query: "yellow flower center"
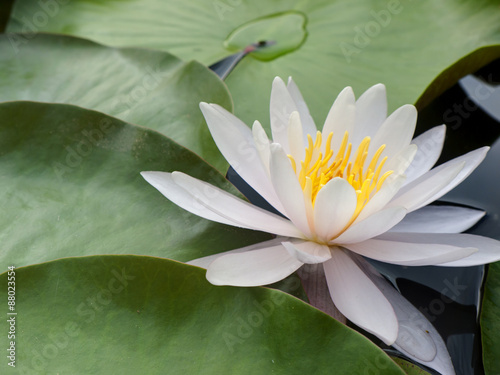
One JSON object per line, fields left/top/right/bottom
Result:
{"left": 288, "top": 131, "right": 393, "bottom": 219}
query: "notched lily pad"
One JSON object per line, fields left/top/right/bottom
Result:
{"left": 0, "top": 255, "right": 406, "bottom": 374}
{"left": 7, "top": 0, "right": 500, "bottom": 129}
{"left": 0, "top": 33, "right": 232, "bottom": 171}
{"left": 0, "top": 101, "right": 270, "bottom": 268}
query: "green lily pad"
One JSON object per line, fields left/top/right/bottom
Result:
{"left": 0, "top": 33, "right": 231, "bottom": 172}
{"left": 481, "top": 261, "right": 500, "bottom": 375}
{"left": 0, "top": 256, "right": 405, "bottom": 374}
{"left": 0, "top": 101, "right": 271, "bottom": 268}
{"left": 391, "top": 357, "right": 431, "bottom": 375}
{"left": 7, "top": 0, "right": 500, "bottom": 130}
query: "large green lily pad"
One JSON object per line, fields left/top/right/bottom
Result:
{"left": 0, "top": 101, "right": 270, "bottom": 268}
{"left": 391, "top": 358, "right": 431, "bottom": 375}
{"left": 481, "top": 261, "right": 500, "bottom": 375}
{"left": 7, "top": 0, "right": 500, "bottom": 129}
{"left": 0, "top": 256, "right": 405, "bottom": 374}
{"left": 0, "top": 33, "right": 231, "bottom": 171}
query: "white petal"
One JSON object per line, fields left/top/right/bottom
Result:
{"left": 390, "top": 205, "right": 485, "bottom": 233}
{"left": 171, "top": 171, "right": 304, "bottom": 237}
{"left": 313, "top": 178, "right": 357, "bottom": 240}
{"left": 323, "top": 248, "right": 398, "bottom": 345}
{"left": 287, "top": 111, "right": 305, "bottom": 165}
{"left": 404, "top": 125, "right": 446, "bottom": 186}
{"left": 270, "top": 144, "right": 312, "bottom": 237}
{"left": 252, "top": 120, "right": 271, "bottom": 175}
{"left": 187, "top": 237, "right": 288, "bottom": 268}
{"left": 270, "top": 77, "right": 297, "bottom": 151}
{"left": 393, "top": 310, "right": 455, "bottom": 375}
{"left": 356, "top": 174, "right": 406, "bottom": 222}
{"left": 344, "top": 238, "right": 477, "bottom": 266}
{"left": 378, "top": 232, "right": 500, "bottom": 266}
{"left": 370, "top": 104, "right": 417, "bottom": 160}
{"left": 141, "top": 171, "right": 303, "bottom": 237}
{"left": 282, "top": 241, "right": 331, "bottom": 264}
{"left": 389, "top": 159, "right": 465, "bottom": 212}
{"left": 142, "top": 171, "right": 234, "bottom": 225}
{"left": 286, "top": 77, "right": 317, "bottom": 136}
{"left": 382, "top": 144, "right": 418, "bottom": 176}
{"left": 350, "top": 84, "right": 387, "bottom": 150}
{"left": 206, "top": 244, "right": 303, "bottom": 286}
{"left": 350, "top": 255, "right": 456, "bottom": 375}
{"left": 322, "top": 86, "right": 356, "bottom": 153}
{"left": 405, "top": 147, "right": 489, "bottom": 209}
{"left": 333, "top": 207, "right": 406, "bottom": 244}
{"left": 200, "top": 102, "right": 285, "bottom": 213}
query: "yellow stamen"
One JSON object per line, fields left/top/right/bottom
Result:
{"left": 288, "top": 155, "right": 297, "bottom": 173}
{"left": 287, "top": 131, "right": 394, "bottom": 232}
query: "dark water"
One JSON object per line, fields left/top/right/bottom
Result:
{"left": 212, "top": 51, "right": 500, "bottom": 375}
{"left": 392, "top": 61, "right": 500, "bottom": 374}
{"left": 358, "top": 65, "right": 500, "bottom": 374}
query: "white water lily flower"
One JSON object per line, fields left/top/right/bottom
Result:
{"left": 141, "top": 77, "right": 500, "bottom": 347}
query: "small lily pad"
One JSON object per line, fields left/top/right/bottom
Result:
{"left": 224, "top": 11, "right": 307, "bottom": 61}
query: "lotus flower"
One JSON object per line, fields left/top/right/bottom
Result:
{"left": 141, "top": 77, "right": 500, "bottom": 349}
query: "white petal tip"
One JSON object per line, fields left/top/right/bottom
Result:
{"left": 206, "top": 266, "right": 227, "bottom": 286}
{"left": 370, "top": 324, "right": 398, "bottom": 346}
{"left": 140, "top": 170, "right": 167, "bottom": 182}
{"left": 433, "top": 124, "right": 447, "bottom": 138}
{"left": 272, "top": 76, "right": 286, "bottom": 86}
{"left": 340, "top": 86, "right": 354, "bottom": 96}
{"left": 402, "top": 104, "right": 417, "bottom": 113}
{"left": 383, "top": 336, "right": 397, "bottom": 346}
{"left": 270, "top": 143, "right": 283, "bottom": 153}
{"left": 282, "top": 241, "right": 331, "bottom": 264}
{"left": 370, "top": 83, "right": 386, "bottom": 93}
{"left": 289, "top": 110, "right": 300, "bottom": 121}
{"left": 199, "top": 101, "right": 211, "bottom": 110}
